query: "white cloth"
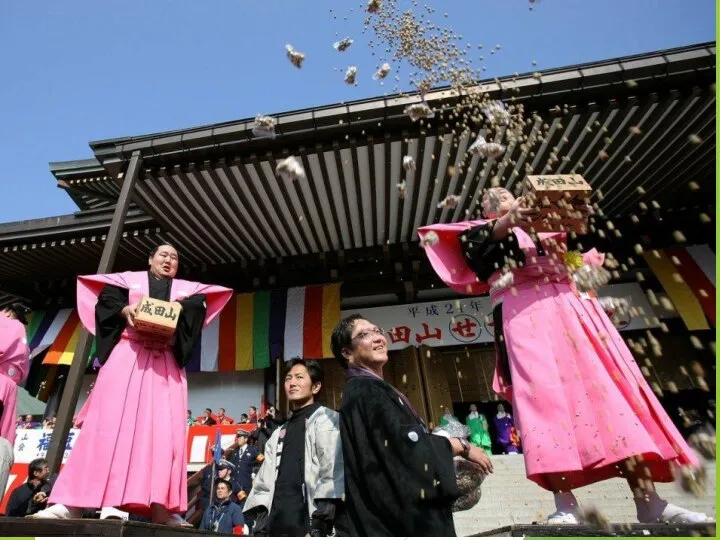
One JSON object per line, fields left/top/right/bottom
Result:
{"left": 0, "top": 436, "right": 13, "bottom": 501}
{"left": 235, "top": 444, "right": 248, "bottom": 461}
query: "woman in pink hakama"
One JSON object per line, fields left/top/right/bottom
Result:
{"left": 0, "top": 303, "right": 31, "bottom": 446}
{"left": 34, "top": 245, "right": 232, "bottom": 525}
{"left": 418, "top": 187, "right": 713, "bottom": 525}
{"left": 0, "top": 303, "right": 31, "bottom": 501}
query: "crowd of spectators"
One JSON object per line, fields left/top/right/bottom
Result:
{"left": 15, "top": 415, "right": 56, "bottom": 430}
{"left": 187, "top": 405, "right": 270, "bottom": 428}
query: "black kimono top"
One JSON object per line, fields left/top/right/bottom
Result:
{"left": 458, "top": 220, "right": 593, "bottom": 283}
{"left": 94, "top": 271, "right": 207, "bottom": 368}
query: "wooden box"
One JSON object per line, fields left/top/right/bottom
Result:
{"left": 523, "top": 174, "right": 592, "bottom": 202}
{"left": 134, "top": 296, "right": 181, "bottom": 338}
{"left": 521, "top": 174, "right": 592, "bottom": 233}
{"left": 522, "top": 215, "right": 589, "bottom": 234}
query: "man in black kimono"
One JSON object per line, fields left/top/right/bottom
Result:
{"left": 331, "top": 314, "right": 493, "bottom": 536}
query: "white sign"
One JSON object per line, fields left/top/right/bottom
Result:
{"left": 13, "top": 429, "right": 79, "bottom": 464}
{"left": 342, "top": 283, "right": 658, "bottom": 351}
{"left": 14, "top": 427, "right": 242, "bottom": 472}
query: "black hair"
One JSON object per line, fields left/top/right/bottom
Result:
{"left": 6, "top": 302, "right": 31, "bottom": 326}
{"left": 29, "top": 458, "right": 47, "bottom": 479}
{"left": 204, "top": 408, "right": 212, "bottom": 414}
{"left": 284, "top": 358, "right": 324, "bottom": 386}
{"left": 215, "top": 480, "right": 232, "bottom": 492}
{"left": 330, "top": 313, "right": 365, "bottom": 369}
{"left": 249, "top": 406, "right": 257, "bottom": 412}
{"left": 149, "top": 244, "right": 177, "bottom": 258}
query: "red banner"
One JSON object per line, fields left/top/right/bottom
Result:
{"left": 185, "top": 424, "right": 257, "bottom": 465}
{"left": 1, "top": 463, "right": 32, "bottom": 514}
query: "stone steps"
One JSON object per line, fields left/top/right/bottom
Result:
{"left": 454, "top": 455, "right": 716, "bottom": 536}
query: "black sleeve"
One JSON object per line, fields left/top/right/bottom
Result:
{"left": 566, "top": 212, "right": 615, "bottom": 254}
{"left": 27, "top": 493, "right": 48, "bottom": 516}
{"left": 458, "top": 223, "right": 525, "bottom": 282}
{"left": 246, "top": 507, "right": 269, "bottom": 537}
{"left": 173, "top": 294, "right": 207, "bottom": 368}
{"left": 95, "top": 285, "right": 129, "bottom": 365}
{"left": 200, "top": 465, "right": 212, "bottom": 497}
{"left": 310, "top": 499, "right": 338, "bottom": 536}
{"left": 6, "top": 486, "right": 32, "bottom": 517}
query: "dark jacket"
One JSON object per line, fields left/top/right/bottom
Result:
{"left": 6, "top": 475, "right": 54, "bottom": 517}
{"left": 199, "top": 465, "right": 243, "bottom": 511}
{"left": 230, "top": 444, "right": 259, "bottom": 493}
{"left": 199, "top": 498, "right": 245, "bottom": 534}
{"left": 340, "top": 374, "right": 459, "bottom": 537}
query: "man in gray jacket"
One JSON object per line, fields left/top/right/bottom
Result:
{"left": 244, "top": 359, "right": 345, "bottom": 536}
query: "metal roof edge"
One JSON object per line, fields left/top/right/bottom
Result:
{"left": 49, "top": 158, "right": 105, "bottom": 177}
{"left": 0, "top": 207, "right": 154, "bottom": 242}
{"left": 84, "top": 42, "right": 715, "bottom": 161}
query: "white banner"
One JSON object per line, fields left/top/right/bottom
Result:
{"left": 13, "top": 429, "right": 79, "bottom": 464}
{"left": 14, "top": 425, "right": 248, "bottom": 471}
{"left": 342, "top": 283, "right": 658, "bottom": 351}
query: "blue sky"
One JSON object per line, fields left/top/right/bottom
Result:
{"left": 0, "top": 0, "right": 715, "bottom": 223}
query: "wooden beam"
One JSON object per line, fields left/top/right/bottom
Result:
{"left": 46, "top": 151, "right": 143, "bottom": 474}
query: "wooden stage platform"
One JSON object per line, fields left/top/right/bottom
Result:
{"left": 0, "top": 517, "right": 715, "bottom": 537}
{"left": 0, "top": 517, "right": 230, "bottom": 537}
{"left": 473, "top": 522, "right": 717, "bottom": 537}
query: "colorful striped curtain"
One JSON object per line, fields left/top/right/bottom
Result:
{"left": 189, "top": 283, "right": 342, "bottom": 372}
{"left": 28, "top": 309, "right": 96, "bottom": 367}
{"left": 644, "top": 244, "right": 715, "bottom": 330}
{"left": 282, "top": 284, "right": 341, "bottom": 361}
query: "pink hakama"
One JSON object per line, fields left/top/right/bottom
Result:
{"left": 49, "top": 271, "right": 232, "bottom": 514}
{"left": 419, "top": 222, "right": 699, "bottom": 490}
{"left": 0, "top": 314, "right": 30, "bottom": 445}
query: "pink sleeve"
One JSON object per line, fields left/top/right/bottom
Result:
{"left": 177, "top": 281, "right": 233, "bottom": 328}
{"left": 76, "top": 273, "right": 130, "bottom": 335}
{"left": 583, "top": 248, "right": 605, "bottom": 266}
{"left": 0, "top": 318, "right": 30, "bottom": 383}
{"left": 78, "top": 273, "right": 232, "bottom": 333}
{"left": 417, "top": 220, "right": 491, "bottom": 296}
{"left": 172, "top": 279, "right": 233, "bottom": 327}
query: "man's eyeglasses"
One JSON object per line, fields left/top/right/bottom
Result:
{"left": 351, "top": 327, "right": 385, "bottom": 342}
